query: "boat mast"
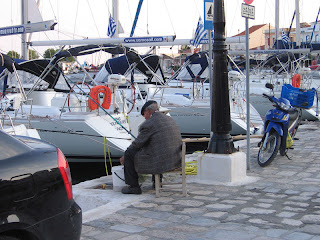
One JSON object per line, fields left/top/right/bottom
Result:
{"left": 295, "top": 0, "right": 301, "bottom": 47}
{"left": 130, "top": 0, "right": 144, "bottom": 37}
{"left": 275, "top": 0, "right": 279, "bottom": 49}
{"left": 21, "top": 0, "right": 28, "bottom": 60}
{"left": 310, "top": 7, "right": 320, "bottom": 44}
{"left": 112, "top": 0, "right": 119, "bottom": 38}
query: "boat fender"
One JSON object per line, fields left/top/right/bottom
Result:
{"left": 88, "top": 85, "right": 112, "bottom": 110}
{"left": 292, "top": 74, "right": 301, "bottom": 88}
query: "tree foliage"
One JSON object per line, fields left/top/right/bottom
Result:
{"left": 43, "top": 48, "right": 58, "bottom": 59}
{"left": 28, "top": 49, "right": 39, "bottom": 60}
{"left": 43, "top": 48, "right": 75, "bottom": 62}
{"left": 7, "top": 50, "right": 20, "bottom": 59}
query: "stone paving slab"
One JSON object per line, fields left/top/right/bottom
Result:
{"left": 80, "top": 121, "right": 320, "bottom": 240}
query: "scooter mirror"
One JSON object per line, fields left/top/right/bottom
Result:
{"left": 265, "top": 83, "right": 274, "bottom": 90}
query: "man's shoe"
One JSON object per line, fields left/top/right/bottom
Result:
{"left": 121, "top": 186, "right": 142, "bottom": 194}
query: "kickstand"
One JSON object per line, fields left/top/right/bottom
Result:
{"left": 285, "top": 152, "right": 292, "bottom": 160}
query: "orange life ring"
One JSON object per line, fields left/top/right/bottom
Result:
{"left": 292, "top": 74, "right": 301, "bottom": 88}
{"left": 88, "top": 85, "right": 112, "bottom": 111}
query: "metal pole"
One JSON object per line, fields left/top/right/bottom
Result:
{"left": 208, "top": 29, "right": 213, "bottom": 138}
{"left": 275, "top": 0, "right": 279, "bottom": 49}
{"left": 245, "top": 17, "right": 251, "bottom": 170}
{"left": 130, "top": 0, "right": 144, "bottom": 37}
{"left": 295, "top": 0, "right": 301, "bottom": 47}
{"left": 207, "top": 0, "right": 235, "bottom": 154}
{"left": 21, "top": 0, "right": 28, "bottom": 60}
{"left": 112, "top": 0, "right": 119, "bottom": 38}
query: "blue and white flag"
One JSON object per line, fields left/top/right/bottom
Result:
{"left": 193, "top": 17, "right": 207, "bottom": 48}
{"left": 282, "top": 31, "right": 289, "bottom": 43}
{"left": 107, "top": 15, "right": 117, "bottom": 37}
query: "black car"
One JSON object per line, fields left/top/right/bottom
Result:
{"left": 0, "top": 131, "right": 82, "bottom": 240}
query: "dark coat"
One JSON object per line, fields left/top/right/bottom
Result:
{"left": 125, "top": 112, "right": 182, "bottom": 174}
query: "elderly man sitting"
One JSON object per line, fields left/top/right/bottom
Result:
{"left": 120, "top": 100, "right": 182, "bottom": 194}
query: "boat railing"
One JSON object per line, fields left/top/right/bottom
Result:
{"left": 14, "top": 98, "right": 34, "bottom": 129}
{"left": 144, "top": 85, "right": 165, "bottom": 105}
{"left": 0, "top": 113, "right": 16, "bottom": 134}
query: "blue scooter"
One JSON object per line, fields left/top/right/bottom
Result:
{"left": 257, "top": 83, "right": 302, "bottom": 167}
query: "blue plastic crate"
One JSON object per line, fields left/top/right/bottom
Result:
{"left": 281, "top": 84, "right": 316, "bottom": 109}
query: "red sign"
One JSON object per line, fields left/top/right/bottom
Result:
{"left": 244, "top": 0, "right": 254, "bottom": 4}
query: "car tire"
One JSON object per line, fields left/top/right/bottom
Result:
{"left": 0, "top": 236, "right": 21, "bottom": 240}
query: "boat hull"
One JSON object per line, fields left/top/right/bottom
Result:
{"left": 167, "top": 106, "right": 248, "bottom": 138}
{"left": 6, "top": 112, "right": 133, "bottom": 162}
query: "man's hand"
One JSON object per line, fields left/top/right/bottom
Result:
{"left": 120, "top": 156, "right": 125, "bottom": 165}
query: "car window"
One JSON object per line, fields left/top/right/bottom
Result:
{"left": 17, "top": 137, "right": 54, "bottom": 150}
{"left": 0, "top": 131, "right": 31, "bottom": 160}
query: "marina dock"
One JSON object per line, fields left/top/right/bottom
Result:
{"left": 75, "top": 120, "right": 320, "bottom": 240}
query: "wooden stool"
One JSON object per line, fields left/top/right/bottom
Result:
{"left": 154, "top": 142, "right": 187, "bottom": 197}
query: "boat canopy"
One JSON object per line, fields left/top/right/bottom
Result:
{"left": 18, "top": 59, "right": 64, "bottom": 89}
{"left": 0, "top": 53, "right": 68, "bottom": 92}
{"left": 169, "top": 51, "right": 209, "bottom": 81}
{"left": 1, "top": 44, "right": 166, "bottom": 92}
{"left": 10, "top": 45, "right": 129, "bottom": 91}
{"left": 94, "top": 49, "right": 164, "bottom": 84}
{"left": 0, "top": 53, "right": 20, "bottom": 73}
{"left": 52, "top": 44, "right": 129, "bottom": 64}
{"left": 260, "top": 52, "right": 301, "bottom": 73}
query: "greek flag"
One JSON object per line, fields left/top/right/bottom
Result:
{"left": 107, "top": 15, "right": 117, "bottom": 37}
{"left": 193, "top": 17, "right": 207, "bottom": 48}
{"left": 282, "top": 31, "right": 289, "bottom": 43}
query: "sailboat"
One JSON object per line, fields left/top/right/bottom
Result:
{"left": 1, "top": 0, "right": 261, "bottom": 156}
{"left": 244, "top": 0, "right": 320, "bottom": 121}
{"left": 0, "top": 47, "right": 135, "bottom": 162}
{"left": 93, "top": 50, "right": 264, "bottom": 137}
{"left": 163, "top": 52, "right": 263, "bottom": 137}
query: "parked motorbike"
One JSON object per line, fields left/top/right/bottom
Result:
{"left": 257, "top": 83, "right": 302, "bottom": 167}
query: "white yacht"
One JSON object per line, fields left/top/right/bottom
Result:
{"left": 0, "top": 47, "right": 135, "bottom": 162}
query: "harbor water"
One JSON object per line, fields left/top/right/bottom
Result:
{"left": 69, "top": 160, "right": 119, "bottom": 185}
{"left": 68, "top": 142, "right": 209, "bottom": 185}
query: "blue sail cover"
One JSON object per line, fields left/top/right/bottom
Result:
{"left": 175, "top": 52, "right": 209, "bottom": 81}
{"left": 185, "top": 52, "right": 208, "bottom": 71}
{"left": 94, "top": 51, "right": 164, "bottom": 84}
{"left": 105, "top": 55, "right": 130, "bottom": 75}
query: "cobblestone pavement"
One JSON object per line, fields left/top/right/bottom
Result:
{"left": 80, "top": 121, "right": 320, "bottom": 240}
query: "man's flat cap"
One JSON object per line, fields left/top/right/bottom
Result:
{"left": 141, "top": 100, "right": 157, "bottom": 116}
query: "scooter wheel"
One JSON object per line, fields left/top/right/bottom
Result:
{"left": 257, "top": 131, "right": 281, "bottom": 167}
{"left": 280, "top": 148, "right": 287, "bottom": 156}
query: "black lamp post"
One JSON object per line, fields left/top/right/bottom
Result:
{"left": 207, "top": 0, "right": 236, "bottom": 154}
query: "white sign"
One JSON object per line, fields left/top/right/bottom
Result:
{"left": 0, "top": 20, "right": 56, "bottom": 37}
{"left": 205, "top": 2, "right": 213, "bottom": 21}
{"left": 204, "top": 0, "right": 213, "bottom": 30}
{"left": 124, "top": 37, "right": 168, "bottom": 43}
{"left": 241, "top": 3, "right": 255, "bottom": 19}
